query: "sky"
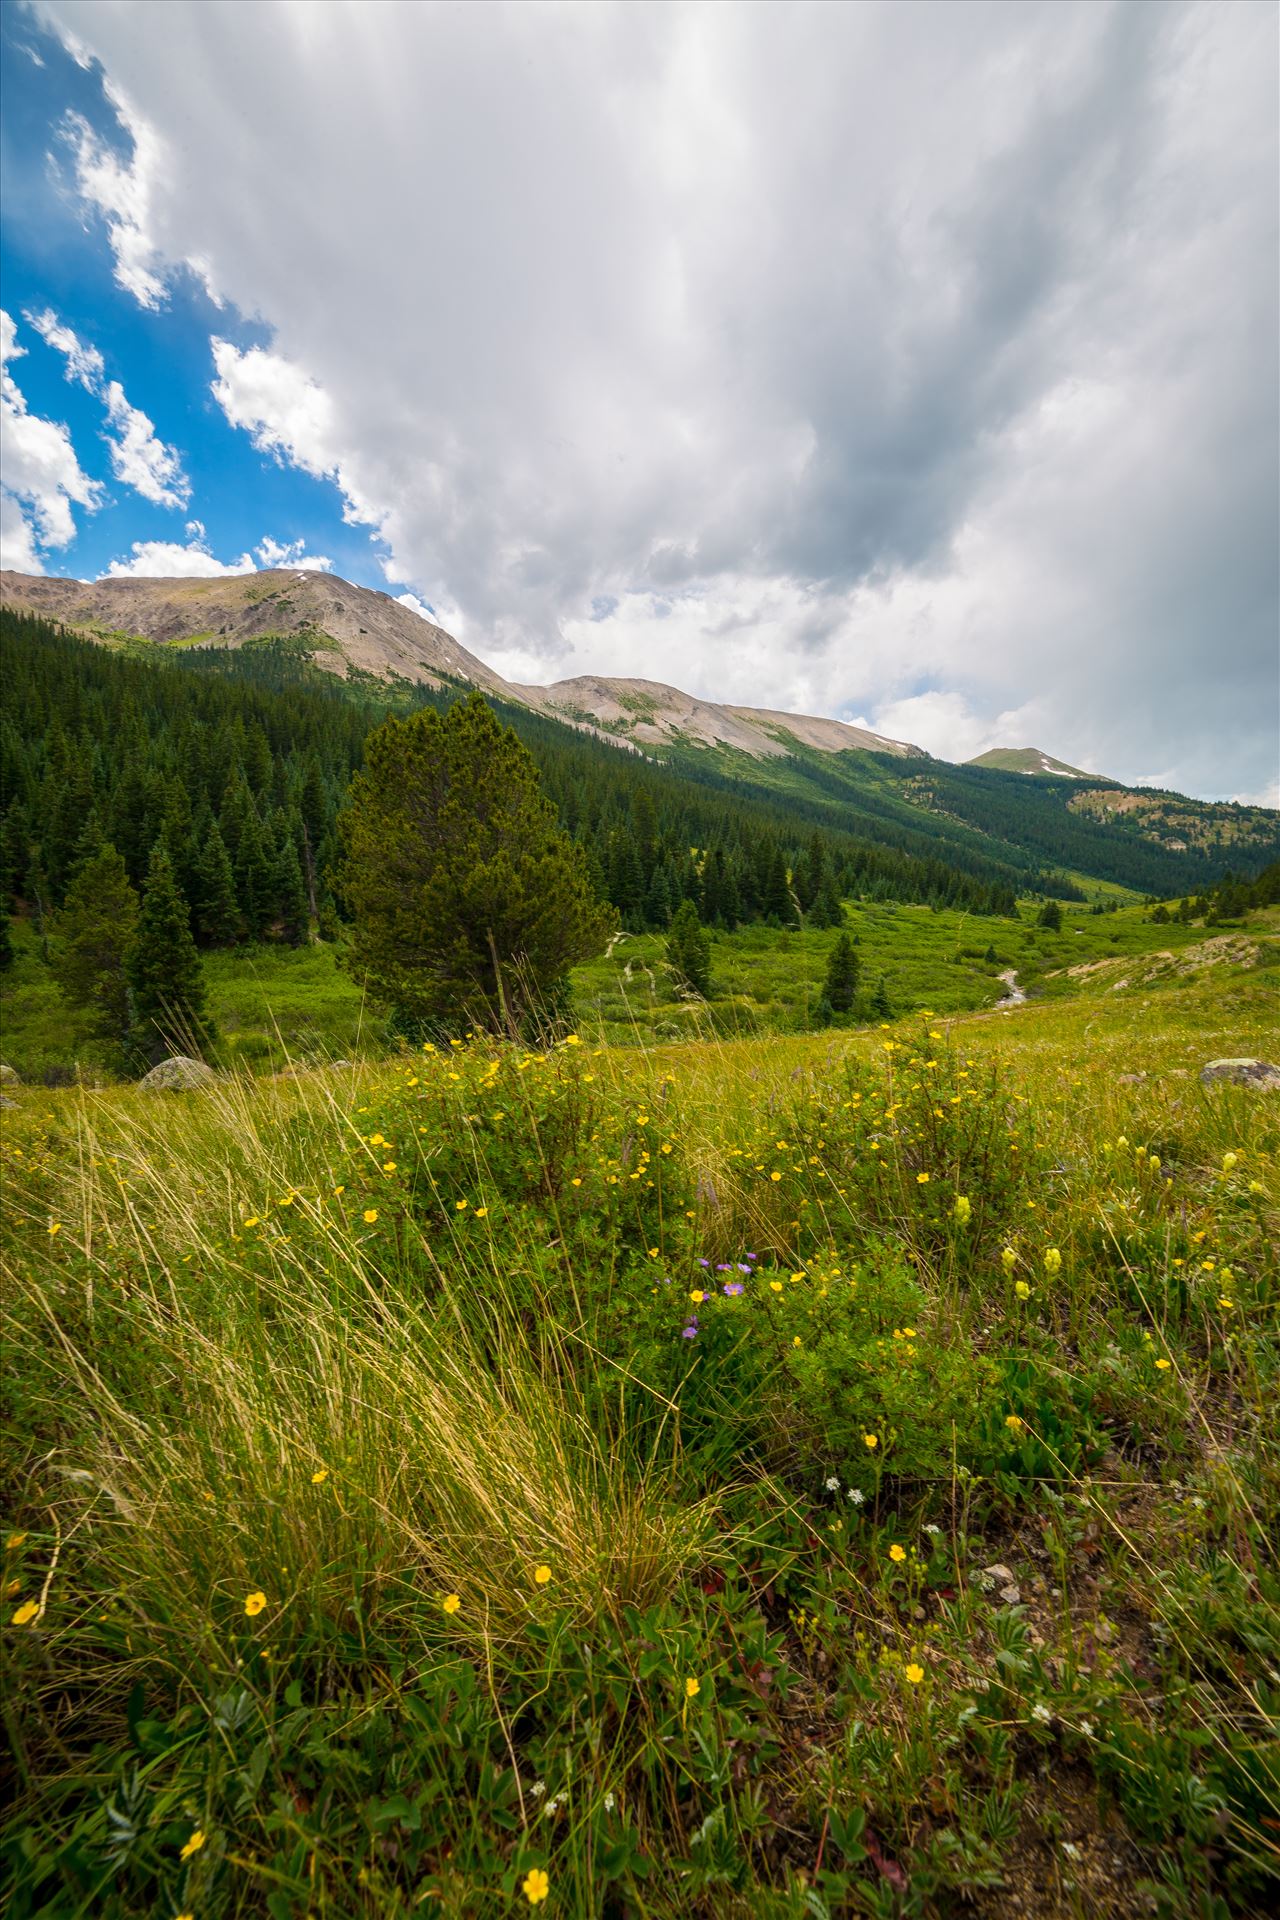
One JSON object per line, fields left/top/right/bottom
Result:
{"left": 1, "top": 0, "right": 1276, "bottom": 803}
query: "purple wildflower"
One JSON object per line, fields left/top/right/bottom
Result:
{"left": 697, "top": 1258, "right": 710, "bottom": 1268}
{"left": 681, "top": 1318, "right": 699, "bottom": 1340}
{"left": 715, "top": 1263, "right": 732, "bottom": 1271}
{"left": 737, "top": 1263, "right": 751, "bottom": 1273}
{"left": 723, "top": 1282, "right": 744, "bottom": 1296}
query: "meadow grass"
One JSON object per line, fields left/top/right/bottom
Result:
{"left": 2, "top": 951, "right": 1278, "bottom": 1917}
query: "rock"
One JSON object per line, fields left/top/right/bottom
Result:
{"left": 983, "top": 1563, "right": 1015, "bottom": 1585}
{"left": 999, "top": 1584, "right": 1022, "bottom": 1606}
{"left": 1117, "top": 1073, "right": 1148, "bottom": 1086}
{"left": 0, "top": 1095, "right": 17, "bottom": 1110}
{"left": 0, "top": 1063, "right": 20, "bottom": 1085}
{"left": 329, "top": 1059, "right": 355, "bottom": 1070}
{"left": 138, "top": 1055, "right": 217, "bottom": 1093}
{"left": 1200, "top": 1058, "right": 1280, "bottom": 1092}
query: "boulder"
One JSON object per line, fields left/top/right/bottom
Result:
{"left": 138, "top": 1055, "right": 218, "bottom": 1093}
{"left": 0, "top": 1063, "right": 20, "bottom": 1085}
{"left": 1200, "top": 1058, "right": 1280, "bottom": 1092}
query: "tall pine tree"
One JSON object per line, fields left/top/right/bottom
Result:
{"left": 127, "top": 844, "right": 209, "bottom": 1061}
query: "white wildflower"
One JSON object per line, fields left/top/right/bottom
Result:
{"left": 1032, "top": 1702, "right": 1053, "bottom": 1725}
{"left": 825, "top": 1475, "right": 841, "bottom": 1492}
{"left": 847, "top": 1487, "right": 865, "bottom": 1506}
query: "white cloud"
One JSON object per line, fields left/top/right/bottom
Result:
{"left": 255, "top": 534, "right": 332, "bottom": 571}
{"left": 26, "top": 306, "right": 189, "bottom": 507}
{"left": 35, "top": 0, "right": 1280, "bottom": 797}
{"left": 105, "top": 536, "right": 254, "bottom": 578}
{"left": 1, "top": 308, "right": 100, "bottom": 568}
{"left": 101, "top": 380, "right": 189, "bottom": 507}
{"left": 26, "top": 306, "right": 103, "bottom": 388}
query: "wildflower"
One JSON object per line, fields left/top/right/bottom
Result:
{"left": 382, "top": 1160, "right": 396, "bottom": 1173}
{"left": 1155, "top": 1357, "right": 1172, "bottom": 1371}
{"left": 180, "top": 1829, "right": 206, "bottom": 1861}
{"left": 1015, "top": 1280, "right": 1031, "bottom": 1300}
{"left": 953, "top": 1195, "right": 971, "bottom": 1225}
{"left": 530, "top": 1780, "right": 547, "bottom": 1797}
{"left": 5, "top": 1533, "right": 26, "bottom": 1550}
{"left": 603, "top": 1790, "right": 616, "bottom": 1811}
{"left": 475, "top": 1207, "right": 489, "bottom": 1218}
{"left": 769, "top": 1279, "right": 783, "bottom": 1293}
{"left": 1080, "top": 1720, "right": 1094, "bottom": 1738}
{"left": 924, "top": 1522, "right": 941, "bottom": 1535}
{"left": 848, "top": 1488, "right": 865, "bottom": 1505}
{"left": 534, "top": 1564, "right": 552, "bottom": 1585}
{"left": 1031, "top": 1703, "right": 1053, "bottom": 1725}
{"left": 916, "top": 1172, "right": 930, "bottom": 1185}
{"left": 244, "top": 1591, "right": 267, "bottom": 1617}
{"left": 48, "top": 1221, "right": 61, "bottom": 1236}
{"left": 522, "top": 1867, "right": 550, "bottom": 1906}
{"left": 904, "top": 1662, "right": 925, "bottom": 1684}
{"left": 362, "top": 1208, "right": 378, "bottom": 1224}
{"left": 863, "top": 1433, "right": 879, "bottom": 1450}
{"left": 1222, "top": 1152, "right": 1237, "bottom": 1172}
{"left": 455, "top": 1199, "right": 468, "bottom": 1211}
{"left": 1001, "top": 1247, "right": 1017, "bottom": 1274}
{"left": 685, "top": 1676, "right": 700, "bottom": 1698}
{"left": 311, "top": 1469, "right": 329, "bottom": 1484}
{"left": 1005, "top": 1414, "right": 1025, "bottom": 1433}
{"left": 1043, "top": 1248, "right": 1062, "bottom": 1275}
{"left": 825, "top": 1475, "right": 841, "bottom": 1492}
{"left": 10, "top": 1600, "right": 39, "bottom": 1626}
{"left": 723, "top": 1281, "right": 743, "bottom": 1296}
{"left": 889, "top": 1544, "right": 907, "bottom": 1563}
{"left": 689, "top": 1290, "right": 705, "bottom": 1305}
{"left": 442, "top": 1593, "right": 461, "bottom": 1615}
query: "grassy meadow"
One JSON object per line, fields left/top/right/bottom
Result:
{"left": 2, "top": 926, "right": 1279, "bottom": 1917}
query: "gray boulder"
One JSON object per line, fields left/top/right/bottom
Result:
{"left": 138, "top": 1055, "right": 218, "bottom": 1093}
{"left": 1200, "top": 1058, "right": 1280, "bottom": 1092}
{"left": 0, "top": 1063, "right": 20, "bottom": 1085}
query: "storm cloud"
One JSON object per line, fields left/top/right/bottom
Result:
{"left": 32, "top": 0, "right": 1280, "bottom": 797}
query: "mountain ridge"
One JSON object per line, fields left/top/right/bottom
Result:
{"left": 0, "top": 568, "right": 924, "bottom": 764}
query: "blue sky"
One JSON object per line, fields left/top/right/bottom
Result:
{"left": 1, "top": 1, "right": 1276, "bottom": 802}
{"left": 1, "top": 11, "right": 391, "bottom": 589}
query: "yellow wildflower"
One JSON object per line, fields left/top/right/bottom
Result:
{"left": 904, "top": 1662, "right": 925, "bottom": 1684}
{"left": 311, "top": 1469, "right": 328, "bottom": 1484}
{"left": 534, "top": 1564, "right": 552, "bottom": 1585}
{"left": 244, "top": 1591, "right": 267, "bottom": 1618}
{"left": 522, "top": 1867, "right": 550, "bottom": 1906}
{"left": 11, "top": 1599, "right": 39, "bottom": 1626}
{"left": 864, "top": 1433, "right": 879, "bottom": 1450}
{"left": 442, "top": 1593, "right": 461, "bottom": 1615}
{"left": 363, "top": 1208, "right": 378, "bottom": 1224}
{"left": 179, "top": 1829, "right": 206, "bottom": 1861}
{"left": 685, "top": 1675, "right": 700, "bottom": 1698}
{"left": 889, "top": 1544, "right": 906, "bottom": 1563}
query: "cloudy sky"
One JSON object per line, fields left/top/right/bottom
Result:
{"left": 1, "top": 0, "right": 1276, "bottom": 800}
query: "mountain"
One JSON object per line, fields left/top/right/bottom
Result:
{"left": 2, "top": 568, "right": 1276, "bottom": 903}
{"left": 0, "top": 569, "right": 922, "bottom": 763}
{"left": 967, "top": 747, "right": 1092, "bottom": 779}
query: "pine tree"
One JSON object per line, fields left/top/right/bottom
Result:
{"left": 127, "top": 844, "right": 209, "bottom": 1061}
{"left": 53, "top": 840, "right": 139, "bottom": 1039}
{"left": 338, "top": 692, "right": 613, "bottom": 1032}
{"left": 666, "top": 899, "right": 712, "bottom": 997}
{"left": 192, "top": 822, "right": 240, "bottom": 947}
{"left": 823, "top": 931, "right": 860, "bottom": 1013}
{"left": 234, "top": 806, "right": 274, "bottom": 940}
{"left": 762, "top": 845, "right": 794, "bottom": 925}
{"left": 1037, "top": 899, "right": 1063, "bottom": 931}
{"left": 870, "top": 973, "right": 892, "bottom": 1019}
{"left": 808, "top": 876, "right": 845, "bottom": 929}
{"left": 275, "top": 833, "right": 310, "bottom": 946}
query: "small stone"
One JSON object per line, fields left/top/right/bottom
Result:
{"left": 999, "top": 1584, "right": 1022, "bottom": 1606}
{"left": 1117, "top": 1072, "right": 1147, "bottom": 1085}
{"left": 983, "top": 1563, "right": 1014, "bottom": 1585}
{"left": 1200, "top": 1057, "right": 1280, "bottom": 1092}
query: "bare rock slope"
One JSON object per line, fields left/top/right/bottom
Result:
{"left": 0, "top": 567, "right": 921, "bottom": 762}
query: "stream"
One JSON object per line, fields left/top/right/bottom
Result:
{"left": 997, "top": 969, "right": 1027, "bottom": 1007}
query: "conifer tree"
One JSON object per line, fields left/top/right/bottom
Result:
{"left": 234, "top": 806, "right": 274, "bottom": 940}
{"left": 338, "top": 692, "right": 612, "bottom": 1031}
{"left": 53, "top": 839, "right": 139, "bottom": 1038}
{"left": 275, "top": 833, "right": 309, "bottom": 946}
{"left": 870, "top": 972, "right": 892, "bottom": 1019}
{"left": 667, "top": 898, "right": 712, "bottom": 997}
{"left": 823, "top": 930, "right": 860, "bottom": 1013}
{"left": 193, "top": 822, "right": 240, "bottom": 947}
{"left": 127, "top": 844, "right": 209, "bottom": 1061}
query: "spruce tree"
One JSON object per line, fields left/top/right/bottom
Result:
{"left": 666, "top": 899, "right": 712, "bottom": 997}
{"left": 338, "top": 692, "right": 613, "bottom": 1032}
{"left": 870, "top": 973, "right": 892, "bottom": 1019}
{"left": 193, "top": 822, "right": 240, "bottom": 947}
{"left": 1037, "top": 899, "right": 1063, "bottom": 931}
{"left": 53, "top": 840, "right": 139, "bottom": 1039}
{"left": 275, "top": 833, "right": 310, "bottom": 947}
{"left": 823, "top": 931, "right": 860, "bottom": 1013}
{"left": 127, "top": 844, "right": 209, "bottom": 1061}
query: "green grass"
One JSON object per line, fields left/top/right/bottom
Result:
{"left": 3, "top": 899, "right": 1275, "bottom": 1082}
{"left": 2, "top": 958, "right": 1278, "bottom": 1917}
